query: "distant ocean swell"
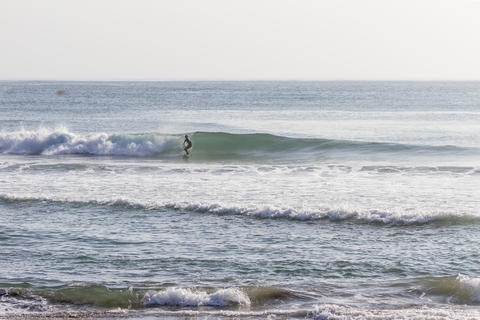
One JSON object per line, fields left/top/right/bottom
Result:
{"left": 1, "top": 194, "right": 478, "bottom": 225}
{"left": 0, "top": 128, "right": 474, "bottom": 159}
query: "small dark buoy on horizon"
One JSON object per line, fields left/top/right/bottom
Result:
{"left": 56, "top": 89, "right": 67, "bottom": 95}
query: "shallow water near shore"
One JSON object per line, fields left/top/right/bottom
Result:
{"left": 1, "top": 81, "right": 480, "bottom": 319}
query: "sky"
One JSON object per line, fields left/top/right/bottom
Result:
{"left": 1, "top": 0, "right": 480, "bottom": 80}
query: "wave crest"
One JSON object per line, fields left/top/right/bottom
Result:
{"left": 0, "top": 128, "right": 180, "bottom": 156}
{"left": 1, "top": 194, "right": 478, "bottom": 226}
{"left": 418, "top": 274, "right": 480, "bottom": 305}
{"left": 144, "top": 287, "right": 250, "bottom": 307}
{"left": 0, "top": 128, "right": 474, "bottom": 159}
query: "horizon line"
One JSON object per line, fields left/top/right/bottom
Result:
{"left": 1, "top": 78, "right": 480, "bottom": 82}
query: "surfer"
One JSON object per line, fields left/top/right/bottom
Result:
{"left": 183, "top": 135, "right": 192, "bottom": 155}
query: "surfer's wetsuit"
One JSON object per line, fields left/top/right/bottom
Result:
{"left": 184, "top": 135, "right": 192, "bottom": 155}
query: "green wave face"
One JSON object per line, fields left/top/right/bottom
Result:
{"left": 37, "top": 285, "right": 144, "bottom": 309}
{"left": 187, "top": 132, "right": 321, "bottom": 159}
{"left": 180, "top": 131, "right": 474, "bottom": 162}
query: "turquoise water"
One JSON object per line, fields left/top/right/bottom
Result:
{"left": 1, "top": 81, "right": 480, "bottom": 319}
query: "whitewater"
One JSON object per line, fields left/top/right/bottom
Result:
{"left": 1, "top": 81, "right": 480, "bottom": 319}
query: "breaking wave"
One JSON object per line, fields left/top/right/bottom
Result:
{"left": 2, "top": 282, "right": 480, "bottom": 319}
{"left": 0, "top": 285, "right": 291, "bottom": 310}
{"left": 144, "top": 287, "right": 250, "bottom": 307}
{"left": 414, "top": 274, "right": 480, "bottom": 305}
{"left": 1, "top": 194, "right": 478, "bottom": 226}
{"left": 0, "top": 128, "right": 180, "bottom": 157}
{"left": 0, "top": 128, "right": 474, "bottom": 160}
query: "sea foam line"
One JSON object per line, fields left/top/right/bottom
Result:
{"left": 0, "top": 193, "right": 477, "bottom": 226}
{"left": 309, "top": 304, "right": 480, "bottom": 320}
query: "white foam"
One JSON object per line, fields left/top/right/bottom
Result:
{"left": 0, "top": 289, "right": 53, "bottom": 315}
{"left": 144, "top": 287, "right": 250, "bottom": 307}
{"left": 141, "top": 308, "right": 308, "bottom": 318}
{"left": 0, "top": 193, "right": 475, "bottom": 225}
{"left": 0, "top": 127, "right": 179, "bottom": 156}
{"left": 455, "top": 274, "right": 480, "bottom": 303}
{"left": 165, "top": 202, "right": 472, "bottom": 225}
{"left": 309, "top": 303, "right": 480, "bottom": 320}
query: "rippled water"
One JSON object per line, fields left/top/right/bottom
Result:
{"left": 1, "top": 81, "right": 480, "bottom": 319}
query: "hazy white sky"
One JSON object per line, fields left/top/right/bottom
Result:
{"left": 1, "top": 0, "right": 480, "bottom": 80}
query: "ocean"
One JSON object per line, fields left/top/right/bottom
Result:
{"left": 1, "top": 81, "right": 480, "bottom": 319}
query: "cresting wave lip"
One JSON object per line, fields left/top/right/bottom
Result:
{"left": 0, "top": 128, "right": 475, "bottom": 159}
{"left": 412, "top": 274, "right": 480, "bottom": 305}
{"left": 144, "top": 287, "right": 251, "bottom": 307}
{"left": 0, "top": 128, "right": 180, "bottom": 157}
{"left": 1, "top": 194, "right": 479, "bottom": 226}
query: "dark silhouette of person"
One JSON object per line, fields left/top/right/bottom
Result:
{"left": 183, "top": 135, "right": 192, "bottom": 155}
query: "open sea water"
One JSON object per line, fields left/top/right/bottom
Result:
{"left": 1, "top": 81, "right": 480, "bottom": 319}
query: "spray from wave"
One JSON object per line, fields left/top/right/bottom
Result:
{"left": 0, "top": 127, "right": 181, "bottom": 157}
{"left": 144, "top": 287, "right": 251, "bottom": 307}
